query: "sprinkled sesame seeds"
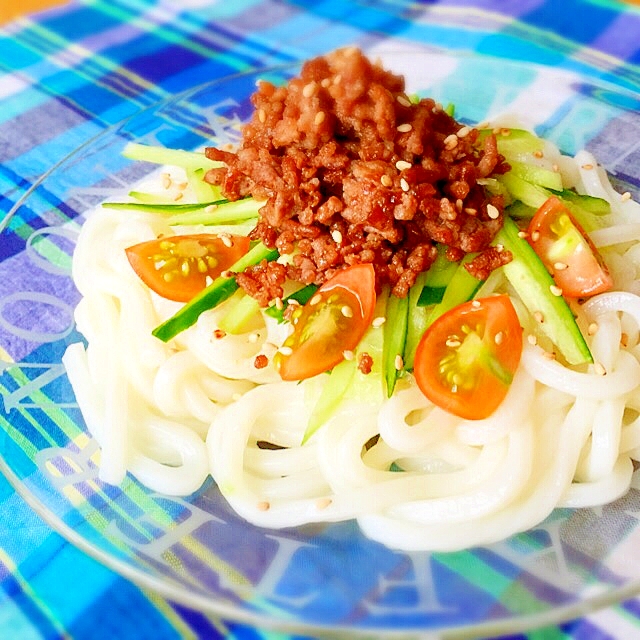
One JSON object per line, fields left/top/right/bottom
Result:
{"left": 258, "top": 108, "right": 266, "bottom": 123}
{"left": 581, "top": 163, "right": 594, "bottom": 170}
{"left": 396, "top": 95, "right": 411, "bottom": 107}
{"left": 394, "top": 354, "right": 404, "bottom": 371}
{"left": 248, "top": 332, "right": 260, "bottom": 343}
{"left": 527, "top": 334, "right": 538, "bottom": 346}
{"left": 621, "top": 191, "right": 632, "bottom": 202}
{"left": 395, "top": 160, "right": 412, "bottom": 171}
{"left": 331, "top": 229, "right": 343, "bottom": 243}
{"left": 316, "top": 497, "right": 333, "bottom": 510}
{"left": 220, "top": 233, "right": 233, "bottom": 248}
{"left": 550, "top": 285, "right": 563, "bottom": 297}
{"left": 457, "top": 126, "right": 471, "bottom": 138}
{"left": 310, "top": 294, "right": 322, "bottom": 306}
{"left": 531, "top": 230, "right": 540, "bottom": 242}
{"left": 588, "top": 322, "right": 599, "bottom": 336}
{"left": 274, "top": 297, "right": 284, "bottom": 310}
{"left": 465, "top": 207, "right": 477, "bottom": 216}
{"left": 471, "top": 300, "right": 481, "bottom": 308}
{"left": 446, "top": 337, "right": 461, "bottom": 348}
{"left": 534, "top": 311, "right": 545, "bottom": 323}
{"left": 256, "top": 501, "right": 271, "bottom": 511}
{"left": 397, "top": 123, "right": 412, "bottom": 133}
{"left": 205, "top": 204, "right": 218, "bottom": 213}
{"left": 494, "top": 331, "right": 504, "bottom": 345}
{"left": 444, "top": 134, "right": 458, "bottom": 149}
{"left": 487, "top": 204, "right": 500, "bottom": 219}
{"left": 594, "top": 362, "right": 607, "bottom": 376}
{"left": 161, "top": 173, "right": 172, "bottom": 189}
{"left": 380, "top": 174, "right": 393, "bottom": 187}
{"left": 173, "top": 192, "right": 184, "bottom": 202}
{"left": 343, "top": 349, "right": 355, "bottom": 361}
{"left": 372, "top": 316, "right": 386, "bottom": 328}
{"left": 314, "top": 111, "right": 326, "bottom": 126}
{"left": 400, "top": 178, "right": 410, "bottom": 192}
{"left": 279, "top": 345, "right": 293, "bottom": 356}
{"left": 302, "top": 81, "right": 316, "bottom": 98}
{"left": 517, "top": 231, "right": 528, "bottom": 239}
{"left": 553, "top": 261, "right": 568, "bottom": 271}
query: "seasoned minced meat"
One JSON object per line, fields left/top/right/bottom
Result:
{"left": 205, "top": 47, "right": 510, "bottom": 302}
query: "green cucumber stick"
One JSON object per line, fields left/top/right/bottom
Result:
{"left": 122, "top": 142, "right": 221, "bottom": 172}
{"left": 496, "top": 217, "right": 592, "bottom": 365}
{"left": 382, "top": 288, "right": 409, "bottom": 397}
{"left": 152, "top": 242, "right": 278, "bottom": 342}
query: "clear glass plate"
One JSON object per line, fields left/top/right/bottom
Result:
{"left": 1, "top": 50, "right": 640, "bottom": 638}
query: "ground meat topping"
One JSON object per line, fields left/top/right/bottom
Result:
{"left": 205, "top": 47, "right": 510, "bottom": 301}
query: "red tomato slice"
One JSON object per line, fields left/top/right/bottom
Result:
{"left": 275, "top": 264, "right": 376, "bottom": 381}
{"left": 527, "top": 196, "right": 613, "bottom": 298}
{"left": 125, "top": 234, "right": 250, "bottom": 302}
{"left": 414, "top": 295, "right": 522, "bottom": 420}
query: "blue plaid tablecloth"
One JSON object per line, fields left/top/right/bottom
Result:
{"left": 1, "top": 1, "right": 640, "bottom": 638}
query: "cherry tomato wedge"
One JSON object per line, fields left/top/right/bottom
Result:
{"left": 414, "top": 295, "right": 522, "bottom": 420}
{"left": 125, "top": 233, "right": 250, "bottom": 302}
{"left": 275, "top": 264, "right": 376, "bottom": 381}
{"left": 527, "top": 196, "right": 613, "bottom": 298}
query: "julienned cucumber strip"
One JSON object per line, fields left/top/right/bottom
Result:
{"left": 152, "top": 242, "right": 279, "bottom": 342}
{"left": 188, "top": 167, "right": 223, "bottom": 203}
{"left": 122, "top": 142, "right": 222, "bottom": 172}
{"left": 382, "top": 290, "right": 409, "bottom": 397}
{"left": 264, "top": 284, "right": 318, "bottom": 323}
{"left": 103, "top": 197, "right": 262, "bottom": 226}
{"left": 303, "top": 358, "right": 357, "bottom": 444}
{"left": 218, "top": 292, "right": 261, "bottom": 334}
{"left": 509, "top": 160, "right": 563, "bottom": 191}
{"left": 496, "top": 218, "right": 592, "bottom": 365}
{"left": 425, "top": 254, "right": 483, "bottom": 326}
{"left": 404, "top": 272, "right": 430, "bottom": 371}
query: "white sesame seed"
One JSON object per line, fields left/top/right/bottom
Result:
{"left": 205, "top": 204, "right": 219, "bottom": 213}
{"left": 527, "top": 334, "right": 538, "bottom": 346}
{"left": 395, "top": 160, "right": 412, "bottom": 171}
{"left": 517, "top": 230, "right": 528, "bottom": 239}
{"left": 302, "top": 81, "right": 316, "bottom": 98}
{"left": 310, "top": 294, "right": 322, "bottom": 306}
{"left": 455, "top": 198, "right": 463, "bottom": 212}
{"left": 594, "top": 362, "right": 607, "bottom": 376}
{"left": 248, "top": 332, "right": 259, "bottom": 343}
{"left": 581, "top": 163, "right": 594, "bottom": 170}
{"left": 161, "top": 172, "right": 172, "bottom": 189}
{"left": 314, "top": 111, "right": 326, "bottom": 126}
{"left": 445, "top": 338, "right": 461, "bottom": 348}
{"left": 494, "top": 331, "right": 505, "bottom": 345}
{"left": 471, "top": 300, "right": 481, "bottom": 308}
{"left": 495, "top": 243, "right": 504, "bottom": 253}
{"left": 543, "top": 350, "right": 556, "bottom": 360}
{"left": 553, "top": 261, "right": 568, "bottom": 271}
{"left": 396, "top": 95, "right": 411, "bottom": 107}
{"left": 531, "top": 230, "right": 540, "bottom": 242}
{"left": 256, "top": 501, "right": 270, "bottom": 511}
{"left": 279, "top": 346, "right": 293, "bottom": 356}
{"left": 380, "top": 174, "right": 392, "bottom": 187}
{"left": 621, "top": 191, "right": 632, "bottom": 202}
{"left": 400, "top": 178, "right": 410, "bottom": 192}
{"left": 220, "top": 233, "right": 233, "bottom": 248}
{"left": 331, "top": 229, "right": 343, "bottom": 243}
{"left": 550, "top": 285, "right": 563, "bottom": 297}
{"left": 444, "top": 134, "right": 458, "bottom": 149}
{"left": 465, "top": 207, "right": 477, "bottom": 216}
{"left": 486, "top": 204, "right": 500, "bottom": 219}
{"left": 394, "top": 354, "right": 404, "bottom": 371}
{"left": 173, "top": 192, "right": 184, "bottom": 202}
{"left": 343, "top": 349, "right": 355, "bottom": 361}
{"left": 397, "top": 123, "right": 413, "bottom": 133}
{"left": 274, "top": 297, "right": 283, "bottom": 310}
{"left": 316, "top": 497, "right": 333, "bottom": 509}
{"left": 457, "top": 126, "right": 471, "bottom": 138}
{"left": 534, "top": 311, "right": 545, "bottom": 323}
{"left": 258, "top": 109, "right": 266, "bottom": 123}
{"left": 321, "top": 78, "right": 331, "bottom": 88}
{"left": 341, "top": 305, "right": 353, "bottom": 318}
{"left": 372, "top": 316, "right": 386, "bottom": 328}
{"left": 588, "top": 322, "right": 599, "bottom": 336}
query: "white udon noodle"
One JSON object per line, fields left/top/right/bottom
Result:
{"left": 63, "top": 145, "right": 640, "bottom": 551}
